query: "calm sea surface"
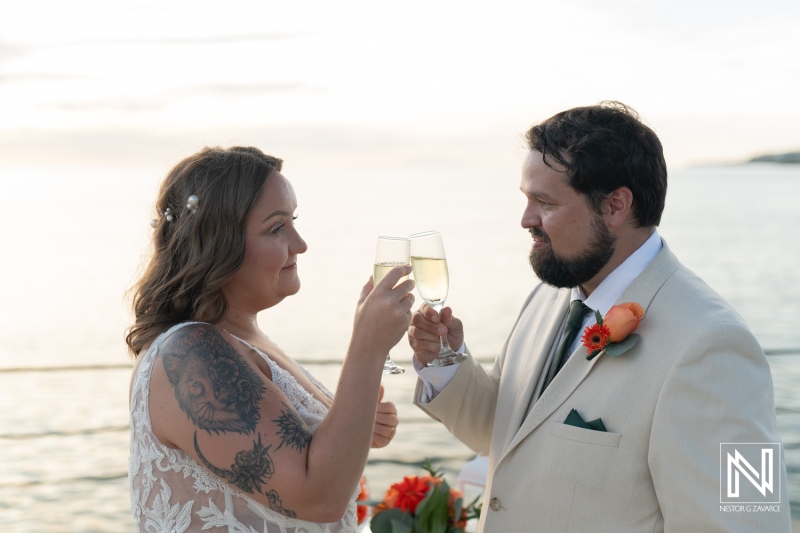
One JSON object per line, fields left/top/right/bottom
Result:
{"left": 1, "top": 162, "right": 799, "bottom": 531}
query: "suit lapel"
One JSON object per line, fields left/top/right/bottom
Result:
{"left": 499, "top": 239, "right": 681, "bottom": 461}
{"left": 504, "top": 339, "right": 603, "bottom": 457}
{"left": 618, "top": 240, "right": 680, "bottom": 314}
{"left": 499, "top": 289, "right": 570, "bottom": 452}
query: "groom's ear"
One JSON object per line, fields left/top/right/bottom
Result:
{"left": 602, "top": 186, "right": 633, "bottom": 228}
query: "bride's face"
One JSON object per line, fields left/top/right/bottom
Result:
{"left": 222, "top": 171, "right": 307, "bottom": 313}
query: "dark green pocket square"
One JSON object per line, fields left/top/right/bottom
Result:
{"left": 564, "top": 408, "right": 607, "bottom": 432}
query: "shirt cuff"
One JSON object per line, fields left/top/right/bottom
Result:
{"left": 412, "top": 342, "right": 466, "bottom": 403}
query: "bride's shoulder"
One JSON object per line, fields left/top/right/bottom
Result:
{"left": 154, "top": 322, "right": 223, "bottom": 355}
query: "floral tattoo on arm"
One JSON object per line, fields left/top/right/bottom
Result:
{"left": 194, "top": 433, "right": 297, "bottom": 518}
{"left": 273, "top": 402, "right": 312, "bottom": 452}
{"left": 194, "top": 432, "right": 274, "bottom": 493}
{"left": 161, "top": 326, "right": 300, "bottom": 518}
{"left": 161, "top": 326, "right": 267, "bottom": 434}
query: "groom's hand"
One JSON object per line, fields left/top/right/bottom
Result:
{"left": 408, "top": 303, "right": 464, "bottom": 365}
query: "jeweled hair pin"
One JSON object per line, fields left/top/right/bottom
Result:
{"left": 186, "top": 195, "right": 199, "bottom": 214}
{"left": 150, "top": 195, "right": 199, "bottom": 228}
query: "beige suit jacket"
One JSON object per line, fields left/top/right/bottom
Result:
{"left": 416, "top": 241, "right": 790, "bottom": 532}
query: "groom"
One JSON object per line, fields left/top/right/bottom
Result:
{"left": 408, "top": 102, "right": 790, "bottom": 532}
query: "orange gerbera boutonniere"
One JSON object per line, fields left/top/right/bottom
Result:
{"left": 583, "top": 302, "right": 645, "bottom": 360}
{"left": 581, "top": 323, "right": 610, "bottom": 354}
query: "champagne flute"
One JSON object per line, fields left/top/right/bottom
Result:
{"left": 374, "top": 236, "right": 410, "bottom": 374}
{"left": 409, "top": 230, "right": 467, "bottom": 367}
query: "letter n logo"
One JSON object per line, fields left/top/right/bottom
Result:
{"left": 720, "top": 443, "right": 781, "bottom": 504}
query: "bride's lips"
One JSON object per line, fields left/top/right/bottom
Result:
{"left": 282, "top": 262, "right": 297, "bottom": 270}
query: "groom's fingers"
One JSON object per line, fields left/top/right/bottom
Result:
{"left": 408, "top": 327, "right": 441, "bottom": 358}
{"left": 437, "top": 306, "right": 464, "bottom": 348}
{"left": 408, "top": 336, "right": 440, "bottom": 364}
{"left": 410, "top": 315, "right": 442, "bottom": 338}
{"left": 419, "top": 303, "right": 442, "bottom": 324}
{"left": 412, "top": 306, "right": 448, "bottom": 337}
{"left": 409, "top": 306, "right": 453, "bottom": 363}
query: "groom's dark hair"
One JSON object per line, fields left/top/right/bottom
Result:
{"left": 525, "top": 101, "right": 667, "bottom": 228}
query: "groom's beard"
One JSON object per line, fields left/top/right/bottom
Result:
{"left": 528, "top": 217, "right": 616, "bottom": 289}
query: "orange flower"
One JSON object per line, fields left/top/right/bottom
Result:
{"left": 380, "top": 475, "right": 437, "bottom": 514}
{"left": 370, "top": 461, "right": 482, "bottom": 532}
{"left": 447, "top": 487, "right": 468, "bottom": 529}
{"left": 604, "top": 302, "right": 644, "bottom": 342}
{"left": 356, "top": 476, "right": 369, "bottom": 524}
{"left": 581, "top": 323, "right": 610, "bottom": 353}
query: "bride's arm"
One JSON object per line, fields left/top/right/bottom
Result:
{"left": 150, "top": 267, "right": 413, "bottom": 522}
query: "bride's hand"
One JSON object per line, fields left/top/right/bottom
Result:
{"left": 371, "top": 386, "right": 398, "bottom": 448}
{"left": 351, "top": 265, "right": 415, "bottom": 360}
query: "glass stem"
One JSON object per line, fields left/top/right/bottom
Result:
{"left": 439, "top": 335, "right": 454, "bottom": 354}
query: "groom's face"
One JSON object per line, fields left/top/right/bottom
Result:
{"left": 520, "top": 150, "right": 615, "bottom": 288}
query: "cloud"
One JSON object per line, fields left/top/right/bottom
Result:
{"left": 43, "top": 82, "right": 309, "bottom": 112}
{"left": 0, "top": 73, "right": 88, "bottom": 84}
{"left": 176, "top": 83, "right": 307, "bottom": 96}
{"left": 49, "top": 33, "right": 299, "bottom": 49}
{"left": 46, "top": 100, "right": 164, "bottom": 112}
{"left": 0, "top": 40, "right": 29, "bottom": 65}
{"left": 0, "top": 125, "right": 514, "bottom": 169}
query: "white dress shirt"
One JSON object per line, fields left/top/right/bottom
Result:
{"left": 414, "top": 229, "right": 663, "bottom": 402}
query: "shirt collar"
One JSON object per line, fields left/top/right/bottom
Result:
{"left": 571, "top": 229, "right": 663, "bottom": 317}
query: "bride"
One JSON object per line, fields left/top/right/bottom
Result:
{"left": 126, "top": 146, "right": 414, "bottom": 532}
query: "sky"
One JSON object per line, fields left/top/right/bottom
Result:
{"left": 0, "top": 0, "right": 798, "bottom": 171}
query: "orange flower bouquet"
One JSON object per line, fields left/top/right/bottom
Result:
{"left": 369, "top": 460, "right": 481, "bottom": 533}
{"left": 582, "top": 302, "right": 645, "bottom": 360}
{"left": 356, "top": 476, "right": 370, "bottom": 526}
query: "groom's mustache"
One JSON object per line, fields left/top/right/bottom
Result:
{"left": 530, "top": 228, "right": 550, "bottom": 243}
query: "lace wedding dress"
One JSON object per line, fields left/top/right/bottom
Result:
{"left": 129, "top": 322, "right": 360, "bottom": 532}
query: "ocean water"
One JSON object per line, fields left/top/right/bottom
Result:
{"left": 1, "top": 162, "right": 799, "bottom": 531}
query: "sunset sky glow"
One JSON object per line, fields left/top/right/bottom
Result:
{"left": 1, "top": 0, "right": 799, "bottom": 169}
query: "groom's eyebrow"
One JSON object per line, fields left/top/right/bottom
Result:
{"left": 519, "top": 186, "right": 555, "bottom": 201}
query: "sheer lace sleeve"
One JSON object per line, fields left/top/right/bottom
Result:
{"left": 129, "top": 322, "right": 360, "bottom": 532}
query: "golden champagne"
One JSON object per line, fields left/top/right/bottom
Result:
{"left": 374, "top": 262, "right": 409, "bottom": 286}
{"left": 410, "top": 256, "right": 449, "bottom": 308}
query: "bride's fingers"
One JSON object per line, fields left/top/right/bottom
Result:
{"left": 401, "top": 293, "right": 415, "bottom": 311}
{"left": 375, "top": 412, "right": 398, "bottom": 427}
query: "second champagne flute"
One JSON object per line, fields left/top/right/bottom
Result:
{"left": 374, "top": 236, "right": 410, "bottom": 374}
{"left": 409, "top": 230, "right": 467, "bottom": 367}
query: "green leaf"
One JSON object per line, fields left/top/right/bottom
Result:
{"left": 453, "top": 496, "right": 463, "bottom": 524}
{"left": 465, "top": 494, "right": 483, "bottom": 520}
{"left": 415, "top": 484, "right": 450, "bottom": 533}
{"left": 371, "top": 508, "right": 413, "bottom": 533}
{"left": 595, "top": 309, "right": 604, "bottom": 327}
{"left": 604, "top": 333, "right": 640, "bottom": 357}
{"left": 390, "top": 519, "right": 414, "bottom": 533}
{"left": 421, "top": 458, "right": 443, "bottom": 478}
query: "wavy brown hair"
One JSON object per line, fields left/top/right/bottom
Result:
{"left": 126, "top": 146, "right": 282, "bottom": 356}
{"left": 526, "top": 101, "right": 667, "bottom": 228}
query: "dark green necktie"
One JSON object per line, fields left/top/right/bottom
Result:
{"left": 542, "top": 300, "right": 592, "bottom": 391}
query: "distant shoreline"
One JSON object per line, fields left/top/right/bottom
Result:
{"left": 748, "top": 151, "right": 800, "bottom": 164}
